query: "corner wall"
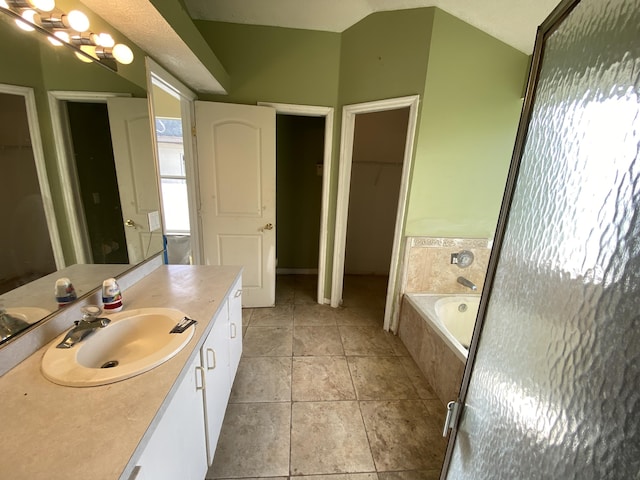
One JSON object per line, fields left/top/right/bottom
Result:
{"left": 407, "top": 9, "right": 529, "bottom": 238}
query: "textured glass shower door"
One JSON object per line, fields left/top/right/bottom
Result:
{"left": 442, "top": 0, "right": 640, "bottom": 478}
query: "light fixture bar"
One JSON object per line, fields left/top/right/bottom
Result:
{"left": 0, "top": 4, "right": 121, "bottom": 72}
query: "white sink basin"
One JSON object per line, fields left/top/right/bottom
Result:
{"left": 42, "top": 308, "right": 195, "bottom": 387}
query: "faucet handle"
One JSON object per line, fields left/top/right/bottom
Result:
{"left": 80, "top": 305, "right": 102, "bottom": 321}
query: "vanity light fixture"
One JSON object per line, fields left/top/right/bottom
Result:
{"left": 0, "top": 0, "right": 134, "bottom": 72}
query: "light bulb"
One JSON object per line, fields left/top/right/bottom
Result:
{"left": 112, "top": 43, "right": 133, "bottom": 65}
{"left": 97, "top": 33, "right": 114, "bottom": 47}
{"left": 67, "top": 9, "right": 89, "bottom": 32}
{"left": 48, "top": 30, "right": 68, "bottom": 46}
{"left": 30, "top": 0, "right": 55, "bottom": 12}
{"left": 16, "top": 9, "right": 37, "bottom": 31}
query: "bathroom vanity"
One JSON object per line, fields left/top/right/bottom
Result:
{"left": 0, "top": 265, "right": 242, "bottom": 480}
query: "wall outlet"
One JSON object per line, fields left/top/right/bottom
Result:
{"left": 148, "top": 211, "right": 161, "bottom": 232}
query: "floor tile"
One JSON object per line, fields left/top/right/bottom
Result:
{"left": 294, "top": 474, "right": 379, "bottom": 480}
{"left": 359, "top": 400, "right": 446, "bottom": 472}
{"left": 243, "top": 326, "right": 293, "bottom": 356}
{"left": 292, "top": 356, "right": 355, "bottom": 401}
{"left": 251, "top": 304, "right": 294, "bottom": 326}
{"left": 378, "top": 471, "right": 441, "bottom": 480}
{"left": 334, "top": 307, "right": 384, "bottom": 327}
{"left": 348, "top": 356, "right": 419, "bottom": 400}
{"left": 294, "top": 287, "right": 318, "bottom": 305}
{"left": 242, "top": 308, "right": 254, "bottom": 326}
{"left": 387, "top": 333, "right": 411, "bottom": 356}
{"left": 423, "top": 399, "right": 446, "bottom": 417}
{"left": 399, "top": 356, "right": 439, "bottom": 400}
{"left": 291, "top": 401, "right": 375, "bottom": 475}
{"left": 230, "top": 356, "right": 292, "bottom": 403}
{"left": 338, "top": 326, "right": 395, "bottom": 356}
{"left": 293, "top": 326, "right": 344, "bottom": 356}
{"left": 209, "top": 403, "right": 291, "bottom": 478}
{"left": 294, "top": 304, "right": 338, "bottom": 326}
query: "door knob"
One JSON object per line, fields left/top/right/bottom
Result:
{"left": 263, "top": 223, "right": 273, "bottom": 231}
{"left": 124, "top": 219, "right": 136, "bottom": 227}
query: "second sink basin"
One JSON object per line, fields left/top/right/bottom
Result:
{"left": 42, "top": 308, "right": 195, "bottom": 387}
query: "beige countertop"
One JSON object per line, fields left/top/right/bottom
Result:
{"left": 0, "top": 265, "right": 242, "bottom": 480}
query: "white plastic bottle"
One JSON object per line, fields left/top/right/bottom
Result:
{"left": 102, "top": 278, "right": 123, "bottom": 312}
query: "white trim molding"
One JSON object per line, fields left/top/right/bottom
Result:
{"left": 48, "top": 90, "right": 131, "bottom": 264}
{"left": 331, "top": 95, "right": 420, "bottom": 331}
{"left": 258, "top": 102, "right": 335, "bottom": 305}
{"left": 1, "top": 83, "right": 65, "bottom": 269}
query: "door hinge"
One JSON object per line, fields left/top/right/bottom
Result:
{"left": 191, "top": 125, "right": 196, "bottom": 137}
{"left": 442, "top": 400, "right": 461, "bottom": 437}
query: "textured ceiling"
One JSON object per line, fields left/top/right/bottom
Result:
{"left": 183, "top": 0, "right": 560, "bottom": 54}
{"left": 81, "top": 0, "right": 226, "bottom": 94}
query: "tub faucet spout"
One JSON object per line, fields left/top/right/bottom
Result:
{"left": 457, "top": 276, "right": 477, "bottom": 291}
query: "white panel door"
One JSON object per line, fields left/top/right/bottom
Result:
{"left": 107, "top": 97, "right": 163, "bottom": 264}
{"left": 196, "top": 101, "right": 276, "bottom": 307}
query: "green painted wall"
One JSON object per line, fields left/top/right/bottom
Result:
{"left": 339, "top": 8, "right": 434, "bottom": 105}
{"left": 407, "top": 9, "right": 529, "bottom": 238}
{"left": 193, "top": 21, "right": 341, "bottom": 107}
{"left": 276, "top": 115, "right": 325, "bottom": 269}
{"left": 193, "top": 8, "right": 528, "bottom": 295}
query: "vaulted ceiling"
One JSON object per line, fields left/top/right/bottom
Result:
{"left": 183, "top": 0, "right": 560, "bottom": 54}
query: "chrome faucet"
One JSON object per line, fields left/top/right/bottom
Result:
{"left": 56, "top": 306, "right": 110, "bottom": 349}
{"left": 457, "top": 276, "right": 477, "bottom": 291}
{"left": 0, "top": 308, "right": 30, "bottom": 343}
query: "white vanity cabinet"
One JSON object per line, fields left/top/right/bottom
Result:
{"left": 201, "top": 277, "right": 242, "bottom": 465}
{"left": 200, "top": 304, "right": 231, "bottom": 464}
{"left": 131, "top": 353, "right": 208, "bottom": 480}
{"left": 227, "top": 277, "right": 243, "bottom": 382}
{"left": 130, "top": 276, "right": 243, "bottom": 479}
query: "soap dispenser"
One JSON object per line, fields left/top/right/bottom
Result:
{"left": 102, "top": 278, "right": 123, "bottom": 312}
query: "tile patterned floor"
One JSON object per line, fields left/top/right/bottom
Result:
{"left": 207, "top": 275, "right": 448, "bottom": 480}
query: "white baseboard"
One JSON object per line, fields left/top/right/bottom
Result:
{"left": 276, "top": 268, "right": 319, "bottom": 275}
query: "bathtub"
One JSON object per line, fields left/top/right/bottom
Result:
{"left": 398, "top": 293, "right": 480, "bottom": 405}
{"left": 404, "top": 294, "right": 480, "bottom": 362}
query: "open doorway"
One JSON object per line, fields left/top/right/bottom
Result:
{"left": 65, "top": 102, "right": 129, "bottom": 264}
{"left": 342, "top": 108, "right": 410, "bottom": 312}
{"left": 332, "top": 96, "right": 420, "bottom": 331}
{"left": 259, "top": 103, "right": 334, "bottom": 304}
{"left": 274, "top": 114, "right": 325, "bottom": 299}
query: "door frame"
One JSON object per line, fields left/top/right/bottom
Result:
{"left": 146, "top": 57, "right": 200, "bottom": 264}
{"left": 331, "top": 95, "right": 420, "bottom": 331}
{"left": 49, "top": 90, "right": 130, "bottom": 264}
{"left": 259, "top": 102, "right": 335, "bottom": 305}
{"left": 1, "top": 83, "right": 64, "bottom": 269}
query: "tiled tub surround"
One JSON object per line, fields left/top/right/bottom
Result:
{"left": 403, "top": 237, "right": 492, "bottom": 294}
{"left": 396, "top": 237, "right": 490, "bottom": 405}
{"left": 0, "top": 265, "right": 242, "bottom": 480}
{"left": 398, "top": 295, "right": 466, "bottom": 406}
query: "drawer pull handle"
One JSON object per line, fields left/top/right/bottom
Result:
{"left": 206, "top": 348, "right": 216, "bottom": 370}
{"left": 195, "top": 365, "right": 205, "bottom": 391}
{"left": 234, "top": 289, "right": 242, "bottom": 298}
{"left": 230, "top": 322, "right": 237, "bottom": 339}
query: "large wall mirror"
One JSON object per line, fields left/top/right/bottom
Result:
{"left": 0, "top": 9, "right": 162, "bottom": 345}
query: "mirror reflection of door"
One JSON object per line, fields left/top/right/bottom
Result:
{"left": 0, "top": 91, "right": 56, "bottom": 295}
{"left": 65, "top": 102, "right": 129, "bottom": 265}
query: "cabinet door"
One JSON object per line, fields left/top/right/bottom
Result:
{"left": 228, "top": 277, "right": 243, "bottom": 382}
{"left": 201, "top": 307, "right": 231, "bottom": 465}
{"left": 134, "top": 354, "right": 208, "bottom": 480}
